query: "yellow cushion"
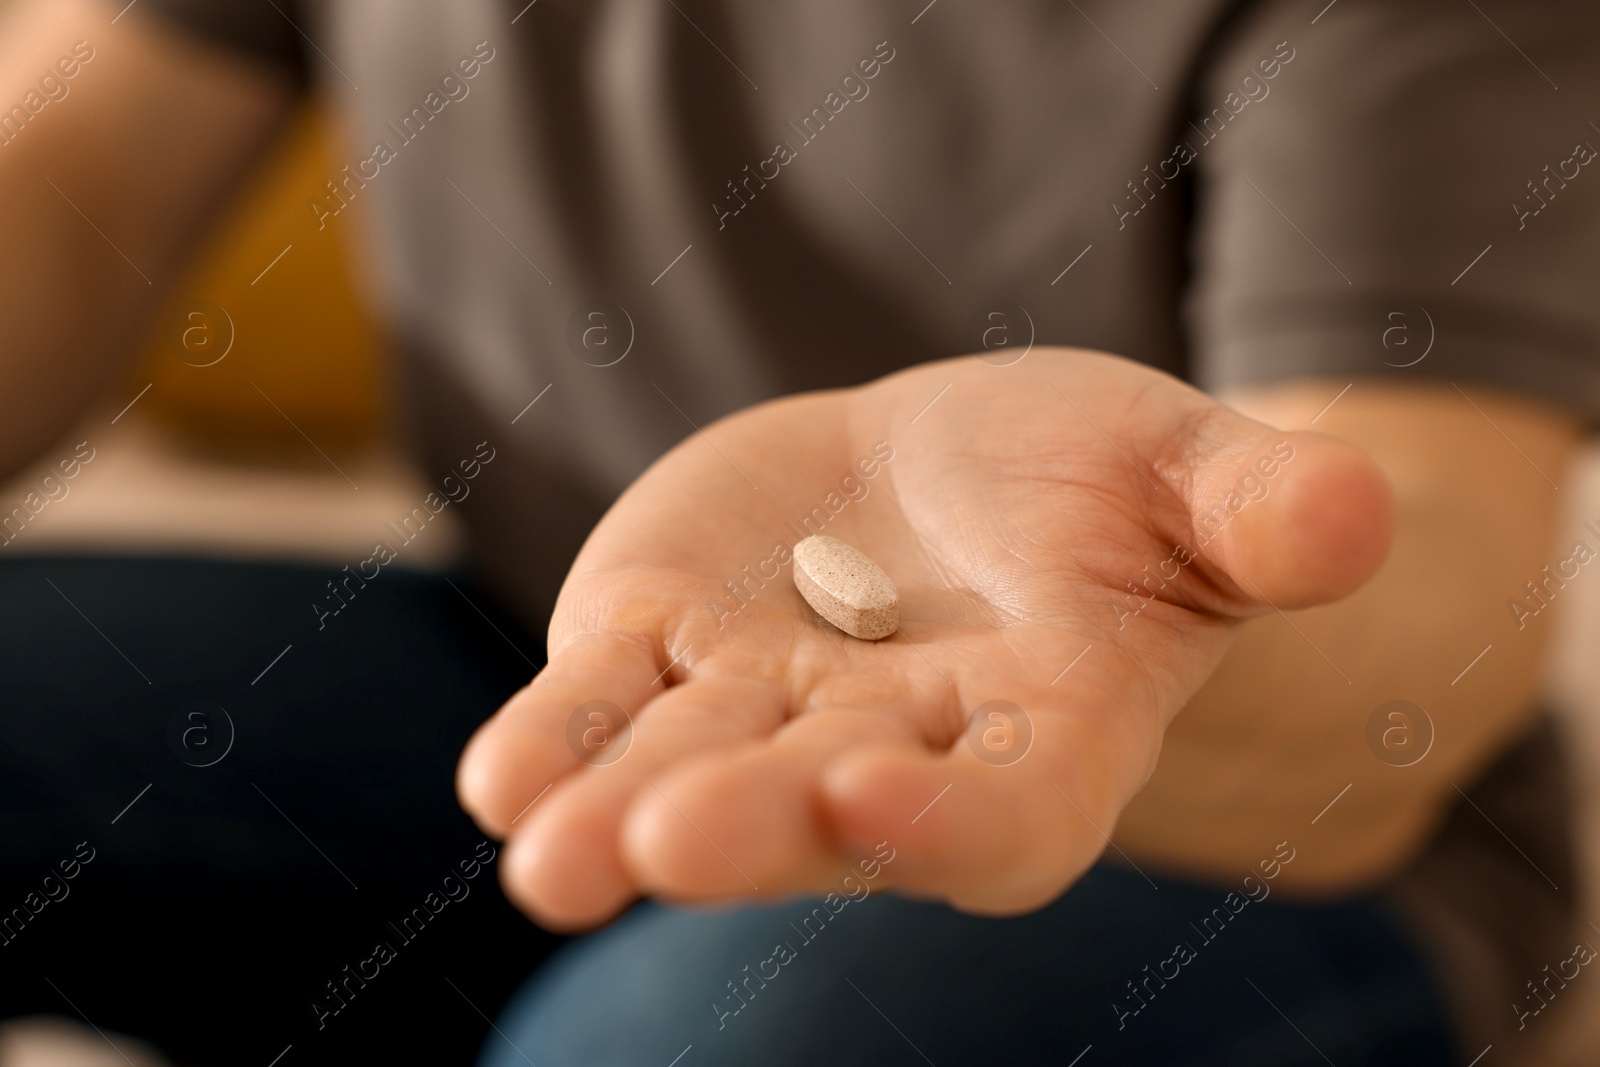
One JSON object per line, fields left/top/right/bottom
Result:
{"left": 135, "top": 106, "right": 386, "bottom": 451}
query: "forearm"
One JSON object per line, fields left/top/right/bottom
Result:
{"left": 0, "top": 0, "right": 293, "bottom": 474}
{"left": 1115, "top": 380, "right": 1581, "bottom": 891}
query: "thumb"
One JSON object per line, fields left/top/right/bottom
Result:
{"left": 1175, "top": 421, "right": 1394, "bottom": 612}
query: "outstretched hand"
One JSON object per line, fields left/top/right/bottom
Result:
{"left": 457, "top": 349, "right": 1392, "bottom": 929}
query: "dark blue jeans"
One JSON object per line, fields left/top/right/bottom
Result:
{"left": 0, "top": 556, "right": 562, "bottom": 1066}
{"left": 484, "top": 868, "right": 1458, "bottom": 1066}
{"left": 0, "top": 555, "right": 1459, "bottom": 1066}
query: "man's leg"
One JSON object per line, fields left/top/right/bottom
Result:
{"left": 483, "top": 865, "right": 1458, "bottom": 1066}
{"left": 0, "top": 555, "right": 560, "bottom": 1066}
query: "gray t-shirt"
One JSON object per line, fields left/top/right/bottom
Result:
{"left": 146, "top": 0, "right": 1600, "bottom": 623}
{"left": 141, "top": 0, "right": 1600, "bottom": 1053}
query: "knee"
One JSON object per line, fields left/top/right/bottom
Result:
{"left": 479, "top": 900, "right": 873, "bottom": 1067}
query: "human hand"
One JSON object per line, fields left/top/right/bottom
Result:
{"left": 457, "top": 349, "right": 1392, "bottom": 928}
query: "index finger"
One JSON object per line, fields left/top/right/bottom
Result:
{"left": 457, "top": 631, "right": 668, "bottom": 836}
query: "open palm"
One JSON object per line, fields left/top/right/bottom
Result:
{"left": 458, "top": 349, "right": 1391, "bottom": 928}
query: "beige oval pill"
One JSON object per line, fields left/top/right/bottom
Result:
{"left": 791, "top": 535, "right": 899, "bottom": 640}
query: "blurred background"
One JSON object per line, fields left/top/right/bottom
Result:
{"left": 0, "top": 102, "right": 463, "bottom": 573}
{"left": 0, "top": 101, "right": 488, "bottom": 1065}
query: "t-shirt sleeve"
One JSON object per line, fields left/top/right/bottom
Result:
{"left": 1186, "top": 0, "right": 1600, "bottom": 422}
{"left": 138, "top": 0, "right": 309, "bottom": 86}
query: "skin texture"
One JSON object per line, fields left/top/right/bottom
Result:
{"left": 457, "top": 350, "right": 1397, "bottom": 929}
{"left": 1118, "top": 381, "right": 1579, "bottom": 892}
